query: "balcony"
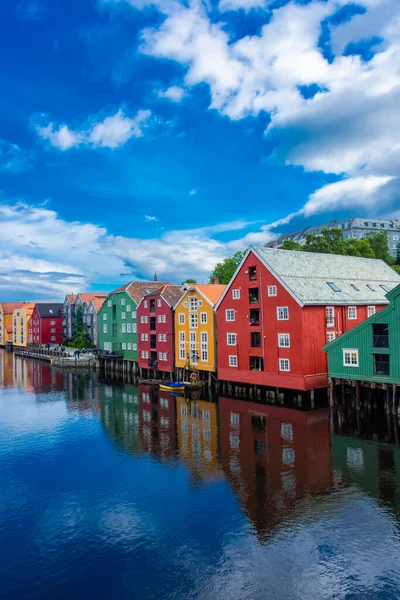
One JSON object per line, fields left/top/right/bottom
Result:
{"left": 251, "top": 332, "right": 261, "bottom": 348}
{"left": 250, "top": 356, "right": 264, "bottom": 371}
{"left": 148, "top": 358, "right": 158, "bottom": 369}
{"left": 150, "top": 300, "right": 156, "bottom": 313}
{"left": 250, "top": 309, "right": 260, "bottom": 326}
{"left": 150, "top": 317, "right": 156, "bottom": 331}
{"left": 249, "top": 266, "right": 257, "bottom": 281}
{"left": 150, "top": 337, "right": 157, "bottom": 350}
{"left": 249, "top": 289, "right": 259, "bottom": 305}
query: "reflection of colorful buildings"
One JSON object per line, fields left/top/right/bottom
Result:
{"left": 175, "top": 396, "right": 220, "bottom": 483}
{"left": 138, "top": 386, "right": 176, "bottom": 460}
{"left": 218, "top": 396, "right": 332, "bottom": 538}
{"left": 100, "top": 384, "right": 141, "bottom": 454}
{"left": 0, "top": 349, "right": 16, "bottom": 387}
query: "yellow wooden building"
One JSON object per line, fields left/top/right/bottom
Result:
{"left": 174, "top": 284, "right": 226, "bottom": 374}
{"left": 0, "top": 302, "right": 23, "bottom": 346}
{"left": 12, "top": 303, "right": 36, "bottom": 347}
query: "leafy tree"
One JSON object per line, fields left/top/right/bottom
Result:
{"left": 182, "top": 278, "right": 197, "bottom": 285}
{"left": 395, "top": 242, "right": 400, "bottom": 266}
{"left": 281, "top": 239, "right": 302, "bottom": 250}
{"left": 343, "top": 238, "right": 375, "bottom": 258}
{"left": 303, "top": 228, "right": 346, "bottom": 255}
{"left": 366, "top": 231, "right": 393, "bottom": 265}
{"left": 392, "top": 265, "right": 400, "bottom": 275}
{"left": 209, "top": 251, "right": 245, "bottom": 285}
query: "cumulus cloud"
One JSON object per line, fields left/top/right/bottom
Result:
{"left": 140, "top": 0, "right": 400, "bottom": 218}
{"left": 156, "top": 86, "right": 185, "bottom": 102}
{"left": 36, "top": 108, "right": 152, "bottom": 150}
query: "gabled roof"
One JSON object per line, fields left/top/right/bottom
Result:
{"left": 138, "top": 285, "right": 184, "bottom": 308}
{"left": 176, "top": 284, "right": 227, "bottom": 309}
{"left": 251, "top": 247, "right": 400, "bottom": 306}
{"left": 17, "top": 302, "right": 36, "bottom": 317}
{"left": 66, "top": 294, "right": 77, "bottom": 303}
{"left": 36, "top": 303, "right": 63, "bottom": 318}
{"left": 0, "top": 302, "right": 24, "bottom": 314}
{"left": 126, "top": 281, "right": 170, "bottom": 304}
{"left": 91, "top": 296, "right": 107, "bottom": 312}
{"left": 78, "top": 293, "right": 107, "bottom": 304}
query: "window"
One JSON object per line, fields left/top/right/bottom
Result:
{"left": 189, "top": 297, "right": 198, "bottom": 312}
{"left": 279, "top": 358, "right": 290, "bottom": 371}
{"left": 190, "top": 313, "right": 198, "bottom": 328}
{"left": 227, "top": 333, "right": 237, "bottom": 346}
{"left": 144, "top": 300, "right": 148, "bottom": 308}
{"left": 183, "top": 301, "right": 187, "bottom": 308}
{"left": 343, "top": 349, "right": 359, "bottom": 367}
{"left": 121, "top": 312, "right": 126, "bottom": 320}
{"left": 122, "top": 323, "right": 126, "bottom": 333}
{"left": 179, "top": 332, "right": 185, "bottom": 342}
{"left": 50, "top": 320, "right": 55, "bottom": 325}
{"left": 132, "top": 324, "right": 137, "bottom": 333}
{"left": 229, "top": 355, "right": 238, "bottom": 367}
{"left": 278, "top": 333, "right": 290, "bottom": 347}
{"left": 268, "top": 285, "right": 277, "bottom": 297}
{"left": 351, "top": 284, "right": 360, "bottom": 291}
{"left": 368, "top": 306, "right": 376, "bottom": 317}
{"left": 190, "top": 331, "right": 196, "bottom": 343}
{"left": 326, "top": 332, "right": 335, "bottom": 343}
{"left": 122, "top": 343, "right": 127, "bottom": 350}
{"left": 50, "top": 328, "right": 56, "bottom": 333}
{"left": 51, "top": 336, "right": 56, "bottom": 341}
{"left": 180, "top": 348, "right": 186, "bottom": 360}
{"left": 108, "top": 300, "right": 112, "bottom": 307}
{"left": 103, "top": 314, "right": 107, "bottom": 321}
{"left": 200, "top": 312, "right": 207, "bottom": 324}
{"left": 249, "top": 266, "right": 257, "bottom": 281}
{"left": 201, "top": 332, "right": 207, "bottom": 345}
{"left": 121, "top": 297, "right": 125, "bottom": 305}
{"left": 251, "top": 332, "right": 261, "bottom": 348}
{"left": 178, "top": 313, "right": 185, "bottom": 324}
{"left": 128, "top": 343, "right": 132, "bottom": 350}
{"left": 127, "top": 305, "right": 131, "bottom": 312}
{"left": 326, "top": 307, "right": 335, "bottom": 328}
{"left": 201, "top": 349, "right": 208, "bottom": 362}
{"left": 327, "top": 282, "right": 341, "bottom": 292}
{"left": 161, "top": 314, "right": 166, "bottom": 323}
{"left": 127, "top": 323, "right": 132, "bottom": 333}
{"left": 277, "top": 307, "right": 289, "bottom": 320}
{"left": 132, "top": 343, "right": 137, "bottom": 351}
{"left": 232, "top": 289, "right": 240, "bottom": 299}
{"left": 348, "top": 306, "right": 357, "bottom": 320}
{"left": 226, "top": 309, "right": 235, "bottom": 321}
{"left": 132, "top": 311, "right": 137, "bottom": 319}
{"left": 367, "top": 284, "right": 376, "bottom": 292}
{"left": 158, "top": 333, "right": 163, "bottom": 342}
{"left": 374, "top": 353, "right": 390, "bottom": 376}
{"left": 103, "top": 324, "right": 107, "bottom": 333}
{"left": 230, "top": 412, "right": 240, "bottom": 425}
{"left": 380, "top": 284, "right": 390, "bottom": 293}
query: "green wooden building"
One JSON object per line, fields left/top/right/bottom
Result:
{"left": 324, "top": 283, "right": 400, "bottom": 386}
{"left": 98, "top": 279, "right": 168, "bottom": 362}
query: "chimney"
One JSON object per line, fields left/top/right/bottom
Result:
{"left": 211, "top": 277, "right": 219, "bottom": 284}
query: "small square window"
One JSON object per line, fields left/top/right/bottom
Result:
{"left": 343, "top": 349, "right": 359, "bottom": 367}
{"left": 279, "top": 358, "right": 290, "bottom": 372}
{"left": 277, "top": 307, "right": 289, "bottom": 320}
{"left": 229, "top": 355, "right": 238, "bottom": 367}
{"left": 326, "top": 332, "right": 335, "bottom": 343}
{"left": 227, "top": 333, "right": 237, "bottom": 346}
{"left": 368, "top": 306, "right": 376, "bottom": 317}
{"left": 226, "top": 309, "right": 235, "bottom": 321}
{"left": 268, "top": 285, "right": 277, "bottom": 297}
{"left": 232, "top": 289, "right": 240, "bottom": 299}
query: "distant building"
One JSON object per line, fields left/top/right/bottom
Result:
{"left": 28, "top": 303, "right": 64, "bottom": 345}
{"left": 63, "top": 293, "right": 107, "bottom": 345}
{"left": 0, "top": 302, "right": 24, "bottom": 346}
{"left": 266, "top": 217, "right": 400, "bottom": 257}
{"left": 12, "top": 303, "right": 36, "bottom": 347}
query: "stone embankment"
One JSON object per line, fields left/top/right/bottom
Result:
{"left": 13, "top": 348, "right": 98, "bottom": 369}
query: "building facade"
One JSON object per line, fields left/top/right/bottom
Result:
{"left": 267, "top": 217, "right": 400, "bottom": 257}
{"left": 12, "top": 303, "right": 35, "bottom": 347}
{"left": 98, "top": 280, "right": 169, "bottom": 361}
{"left": 88, "top": 296, "right": 107, "bottom": 347}
{"left": 28, "top": 303, "right": 64, "bottom": 345}
{"left": 63, "top": 294, "right": 77, "bottom": 341}
{"left": 137, "top": 285, "right": 183, "bottom": 375}
{"left": 174, "top": 284, "right": 226, "bottom": 374}
{"left": 216, "top": 247, "right": 400, "bottom": 391}
{"left": 325, "top": 284, "right": 400, "bottom": 385}
{"left": 0, "top": 302, "right": 23, "bottom": 346}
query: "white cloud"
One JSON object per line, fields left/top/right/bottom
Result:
{"left": 0, "top": 140, "right": 33, "bottom": 173}
{"left": 144, "top": 215, "right": 158, "bottom": 221}
{"left": 219, "top": 0, "right": 269, "bottom": 13}
{"left": 140, "top": 0, "right": 400, "bottom": 217}
{"left": 36, "top": 108, "right": 152, "bottom": 150}
{"left": 189, "top": 189, "right": 196, "bottom": 196}
{"left": 157, "top": 85, "right": 185, "bottom": 102}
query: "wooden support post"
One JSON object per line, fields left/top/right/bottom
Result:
{"left": 310, "top": 389, "right": 315, "bottom": 410}
{"left": 329, "top": 378, "right": 335, "bottom": 407}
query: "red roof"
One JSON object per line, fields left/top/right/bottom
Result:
{"left": 92, "top": 296, "right": 107, "bottom": 312}
{"left": 194, "top": 284, "right": 227, "bottom": 305}
{"left": 67, "top": 294, "right": 77, "bottom": 303}
{"left": 78, "top": 293, "right": 107, "bottom": 303}
{"left": 0, "top": 302, "right": 24, "bottom": 314}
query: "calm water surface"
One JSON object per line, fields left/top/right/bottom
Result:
{"left": 1, "top": 350, "right": 400, "bottom": 600}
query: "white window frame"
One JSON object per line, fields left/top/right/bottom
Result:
{"left": 103, "top": 324, "right": 107, "bottom": 333}
{"left": 127, "top": 323, "right": 132, "bottom": 333}
{"left": 180, "top": 348, "right": 186, "bottom": 360}
{"left": 326, "top": 307, "right": 335, "bottom": 328}
{"left": 103, "top": 314, "right": 107, "bottom": 321}
{"left": 232, "top": 289, "right": 240, "bottom": 299}
{"left": 226, "top": 309, "right": 235, "bottom": 322}
{"left": 190, "top": 313, "right": 198, "bottom": 329}
{"left": 200, "top": 312, "right": 207, "bottom": 324}
{"left": 122, "top": 323, "right": 126, "bottom": 333}
{"left": 368, "top": 306, "right": 376, "bottom": 317}
{"left": 122, "top": 343, "right": 127, "bottom": 350}
{"left": 229, "top": 355, "right": 238, "bottom": 367}
{"left": 348, "top": 306, "right": 357, "bottom": 320}
{"left": 121, "top": 297, "right": 125, "bottom": 306}
{"left": 278, "top": 333, "right": 290, "bottom": 348}
{"left": 121, "top": 312, "right": 126, "bottom": 320}
{"left": 178, "top": 313, "right": 185, "bottom": 324}
{"left": 107, "top": 300, "right": 112, "bottom": 307}
{"left": 144, "top": 300, "right": 148, "bottom": 308}
{"left": 277, "top": 307, "right": 289, "bottom": 320}
{"left": 279, "top": 358, "right": 290, "bottom": 372}
{"left": 326, "top": 332, "right": 335, "bottom": 343}
{"left": 189, "top": 297, "right": 198, "bottom": 312}
{"left": 127, "top": 305, "right": 131, "bottom": 312}
{"left": 227, "top": 333, "right": 237, "bottom": 346}
{"left": 201, "top": 349, "right": 208, "bottom": 362}
{"left": 343, "top": 349, "right": 359, "bottom": 367}
{"left": 268, "top": 285, "right": 277, "bottom": 297}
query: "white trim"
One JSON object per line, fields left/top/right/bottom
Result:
{"left": 343, "top": 348, "right": 359, "bottom": 367}
{"left": 278, "top": 333, "right": 290, "bottom": 348}
{"left": 348, "top": 306, "right": 357, "bottom": 320}
{"left": 229, "top": 355, "right": 238, "bottom": 367}
{"left": 279, "top": 358, "right": 290, "bottom": 372}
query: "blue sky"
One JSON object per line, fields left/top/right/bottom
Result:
{"left": 0, "top": 0, "right": 399, "bottom": 299}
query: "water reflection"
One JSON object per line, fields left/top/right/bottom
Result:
{"left": 2, "top": 351, "right": 400, "bottom": 599}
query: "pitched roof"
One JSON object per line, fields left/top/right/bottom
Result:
{"left": 91, "top": 296, "right": 107, "bottom": 312}
{"left": 67, "top": 294, "right": 77, "bottom": 303}
{"left": 194, "top": 284, "right": 227, "bottom": 305}
{"left": 160, "top": 285, "right": 185, "bottom": 307}
{"left": 126, "top": 281, "right": 170, "bottom": 304}
{"left": 78, "top": 293, "right": 107, "bottom": 303}
{"left": 19, "top": 302, "right": 36, "bottom": 317}
{"left": 0, "top": 302, "right": 24, "bottom": 314}
{"left": 252, "top": 247, "right": 400, "bottom": 306}
{"left": 36, "top": 303, "right": 64, "bottom": 318}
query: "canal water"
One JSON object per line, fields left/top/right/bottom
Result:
{"left": 1, "top": 351, "right": 400, "bottom": 600}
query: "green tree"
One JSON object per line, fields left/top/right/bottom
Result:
{"left": 303, "top": 228, "right": 346, "bottom": 255}
{"left": 395, "top": 242, "right": 400, "bottom": 266}
{"left": 343, "top": 238, "right": 375, "bottom": 258}
{"left": 392, "top": 265, "right": 400, "bottom": 275}
{"left": 182, "top": 278, "right": 197, "bottom": 285}
{"left": 366, "top": 231, "right": 393, "bottom": 264}
{"left": 209, "top": 251, "right": 245, "bottom": 285}
{"left": 281, "top": 239, "right": 302, "bottom": 251}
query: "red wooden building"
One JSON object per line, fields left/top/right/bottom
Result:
{"left": 28, "top": 303, "right": 64, "bottom": 345}
{"left": 216, "top": 247, "right": 400, "bottom": 391}
{"left": 137, "top": 285, "right": 183, "bottom": 375}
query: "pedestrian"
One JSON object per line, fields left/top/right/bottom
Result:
{"left": 77, "top": 349, "right": 80, "bottom": 359}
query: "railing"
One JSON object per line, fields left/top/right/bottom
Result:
{"left": 373, "top": 335, "right": 389, "bottom": 348}
{"left": 250, "top": 321, "right": 260, "bottom": 326}
{"left": 249, "top": 272, "right": 257, "bottom": 281}
{"left": 374, "top": 361, "right": 390, "bottom": 376}
{"left": 249, "top": 297, "right": 259, "bottom": 304}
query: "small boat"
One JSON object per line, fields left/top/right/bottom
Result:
{"left": 159, "top": 381, "right": 186, "bottom": 393}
